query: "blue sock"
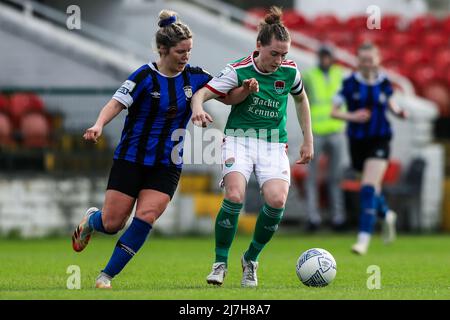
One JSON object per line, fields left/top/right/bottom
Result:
{"left": 359, "top": 185, "right": 377, "bottom": 234}
{"left": 376, "top": 193, "right": 389, "bottom": 219}
{"left": 88, "top": 210, "right": 107, "bottom": 233}
{"left": 103, "top": 217, "right": 152, "bottom": 278}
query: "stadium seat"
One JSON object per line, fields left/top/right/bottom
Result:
{"left": 409, "top": 14, "right": 440, "bottom": 33}
{"left": 383, "top": 59, "right": 406, "bottom": 76}
{"left": 421, "top": 32, "right": 448, "bottom": 51}
{"left": 0, "top": 112, "right": 14, "bottom": 146}
{"left": 19, "top": 112, "right": 51, "bottom": 148}
{"left": 401, "top": 46, "right": 428, "bottom": 67}
{"left": 384, "top": 158, "right": 426, "bottom": 231}
{"left": 443, "top": 15, "right": 450, "bottom": 34}
{"left": 383, "top": 160, "right": 402, "bottom": 185}
{"left": 389, "top": 32, "right": 416, "bottom": 49}
{"left": 410, "top": 65, "right": 437, "bottom": 92}
{"left": 345, "top": 15, "right": 368, "bottom": 30}
{"left": 313, "top": 14, "right": 341, "bottom": 32}
{"left": 379, "top": 48, "right": 398, "bottom": 63}
{"left": 9, "top": 93, "right": 45, "bottom": 127}
{"left": 381, "top": 14, "right": 401, "bottom": 31}
{"left": 421, "top": 82, "right": 450, "bottom": 117}
{"left": 434, "top": 48, "right": 450, "bottom": 73}
{"left": 282, "top": 9, "right": 308, "bottom": 30}
{"left": 340, "top": 159, "right": 402, "bottom": 192}
{"left": 0, "top": 94, "right": 10, "bottom": 114}
{"left": 323, "top": 30, "right": 353, "bottom": 47}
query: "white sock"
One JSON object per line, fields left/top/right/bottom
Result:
{"left": 357, "top": 232, "right": 371, "bottom": 246}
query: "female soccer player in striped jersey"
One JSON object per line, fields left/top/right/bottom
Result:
{"left": 331, "top": 42, "right": 407, "bottom": 255}
{"left": 71, "top": 10, "right": 257, "bottom": 289}
{"left": 191, "top": 6, "right": 314, "bottom": 287}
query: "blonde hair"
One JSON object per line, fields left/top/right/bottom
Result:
{"left": 156, "top": 10, "right": 192, "bottom": 55}
{"left": 257, "top": 6, "right": 290, "bottom": 46}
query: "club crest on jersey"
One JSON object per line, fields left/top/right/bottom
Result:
{"left": 184, "top": 86, "right": 193, "bottom": 99}
{"left": 274, "top": 80, "right": 285, "bottom": 94}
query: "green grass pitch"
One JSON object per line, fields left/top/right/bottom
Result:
{"left": 0, "top": 233, "right": 449, "bottom": 299}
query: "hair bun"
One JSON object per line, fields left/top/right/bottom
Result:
{"left": 264, "top": 6, "right": 282, "bottom": 25}
{"left": 158, "top": 15, "right": 177, "bottom": 27}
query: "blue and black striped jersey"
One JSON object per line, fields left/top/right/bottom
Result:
{"left": 112, "top": 63, "right": 212, "bottom": 168}
{"left": 334, "top": 72, "right": 394, "bottom": 140}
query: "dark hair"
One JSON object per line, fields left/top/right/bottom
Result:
{"left": 155, "top": 10, "right": 192, "bottom": 54}
{"left": 357, "top": 42, "right": 379, "bottom": 54}
{"left": 257, "top": 6, "right": 291, "bottom": 46}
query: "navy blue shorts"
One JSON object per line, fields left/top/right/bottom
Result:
{"left": 107, "top": 159, "right": 181, "bottom": 199}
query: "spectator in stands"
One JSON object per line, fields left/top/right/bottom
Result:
{"left": 331, "top": 42, "right": 407, "bottom": 255}
{"left": 71, "top": 9, "right": 257, "bottom": 289}
{"left": 303, "top": 45, "right": 346, "bottom": 231}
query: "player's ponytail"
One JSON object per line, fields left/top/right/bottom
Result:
{"left": 257, "top": 6, "right": 290, "bottom": 46}
{"left": 156, "top": 10, "right": 192, "bottom": 55}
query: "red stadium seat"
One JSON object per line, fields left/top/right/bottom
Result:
{"left": 345, "top": 15, "right": 368, "bottom": 30}
{"left": 434, "top": 48, "right": 450, "bottom": 72}
{"left": 381, "top": 14, "right": 401, "bottom": 31}
{"left": 340, "top": 160, "right": 402, "bottom": 192}
{"left": 0, "top": 112, "right": 14, "bottom": 146}
{"left": 389, "top": 32, "right": 416, "bottom": 49}
{"left": 443, "top": 15, "right": 450, "bottom": 34}
{"left": 410, "top": 65, "right": 438, "bottom": 92}
{"left": 383, "top": 59, "right": 406, "bottom": 76}
{"left": 421, "top": 32, "right": 448, "bottom": 51}
{"left": 421, "top": 82, "right": 450, "bottom": 117}
{"left": 20, "top": 112, "right": 51, "bottom": 148}
{"left": 409, "top": 14, "right": 440, "bottom": 33}
{"left": 9, "top": 93, "right": 45, "bottom": 127}
{"left": 401, "top": 47, "right": 429, "bottom": 67}
{"left": 383, "top": 160, "right": 402, "bottom": 185}
{"left": 324, "top": 30, "right": 353, "bottom": 47}
{"left": 314, "top": 14, "right": 341, "bottom": 32}
{"left": 0, "top": 94, "right": 10, "bottom": 114}
{"left": 282, "top": 9, "right": 307, "bottom": 30}
{"left": 379, "top": 48, "right": 399, "bottom": 64}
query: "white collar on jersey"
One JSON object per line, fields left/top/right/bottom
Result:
{"left": 354, "top": 71, "right": 386, "bottom": 85}
{"left": 148, "top": 61, "right": 183, "bottom": 78}
{"left": 251, "top": 51, "right": 274, "bottom": 75}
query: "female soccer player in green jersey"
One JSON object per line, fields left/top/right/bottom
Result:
{"left": 191, "top": 6, "right": 314, "bottom": 287}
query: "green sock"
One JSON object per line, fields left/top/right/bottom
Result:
{"left": 214, "top": 199, "right": 243, "bottom": 264}
{"left": 244, "top": 203, "right": 284, "bottom": 262}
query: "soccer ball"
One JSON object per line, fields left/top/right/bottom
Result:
{"left": 296, "top": 248, "right": 337, "bottom": 287}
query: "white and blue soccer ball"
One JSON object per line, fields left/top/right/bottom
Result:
{"left": 296, "top": 248, "right": 337, "bottom": 287}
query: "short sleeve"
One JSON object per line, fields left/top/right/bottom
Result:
{"left": 112, "top": 65, "right": 151, "bottom": 108}
{"left": 205, "top": 65, "right": 239, "bottom": 97}
{"left": 290, "top": 68, "right": 304, "bottom": 95}
{"left": 383, "top": 78, "right": 394, "bottom": 97}
{"left": 189, "top": 66, "right": 213, "bottom": 89}
{"left": 333, "top": 77, "right": 350, "bottom": 106}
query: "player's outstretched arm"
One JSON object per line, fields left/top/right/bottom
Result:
{"left": 83, "top": 99, "right": 125, "bottom": 143}
{"left": 293, "top": 90, "right": 314, "bottom": 165}
{"left": 218, "top": 78, "right": 259, "bottom": 105}
{"left": 388, "top": 97, "right": 408, "bottom": 119}
{"left": 191, "top": 87, "right": 217, "bottom": 127}
{"left": 331, "top": 99, "right": 371, "bottom": 123}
